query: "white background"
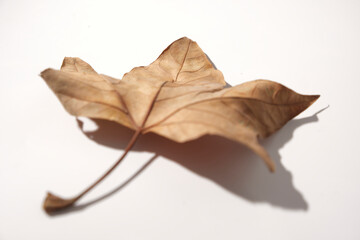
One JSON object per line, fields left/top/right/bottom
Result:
{"left": 1, "top": 0, "right": 359, "bottom": 239}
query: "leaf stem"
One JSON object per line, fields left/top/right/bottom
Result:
{"left": 43, "top": 129, "right": 142, "bottom": 213}
{"left": 44, "top": 78, "right": 166, "bottom": 214}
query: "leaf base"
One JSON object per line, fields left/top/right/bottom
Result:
{"left": 43, "top": 192, "right": 76, "bottom": 214}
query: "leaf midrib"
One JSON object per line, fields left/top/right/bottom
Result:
{"left": 143, "top": 96, "right": 315, "bottom": 131}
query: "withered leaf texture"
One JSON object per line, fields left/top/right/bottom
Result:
{"left": 40, "top": 37, "right": 319, "bottom": 213}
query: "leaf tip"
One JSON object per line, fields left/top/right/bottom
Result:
{"left": 304, "top": 94, "right": 321, "bottom": 110}
{"left": 269, "top": 164, "right": 275, "bottom": 173}
{"left": 179, "top": 36, "right": 190, "bottom": 41}
{"left": 39, "top": 68, "right": 53, "bottom": 80}
{"left": 266, "top": 158, "right": 276, "bottom": 173}
{"left": 312, "top": 94, "right": 320, "bottom": 101}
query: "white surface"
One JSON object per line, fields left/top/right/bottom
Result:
{"left": 1, "top": 0, "right": 359, "bottom": 239}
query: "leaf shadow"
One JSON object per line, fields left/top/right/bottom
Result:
{"left": 69, "top": 106, "right": 327, "bottom": 212}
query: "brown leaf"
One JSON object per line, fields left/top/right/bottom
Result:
{"left": 40, "top": 37, "right": 319, "bottom": 212}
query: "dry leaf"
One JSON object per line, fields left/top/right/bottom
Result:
{"left": 40, "top": 37, "right": 319, "bottom": 213}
